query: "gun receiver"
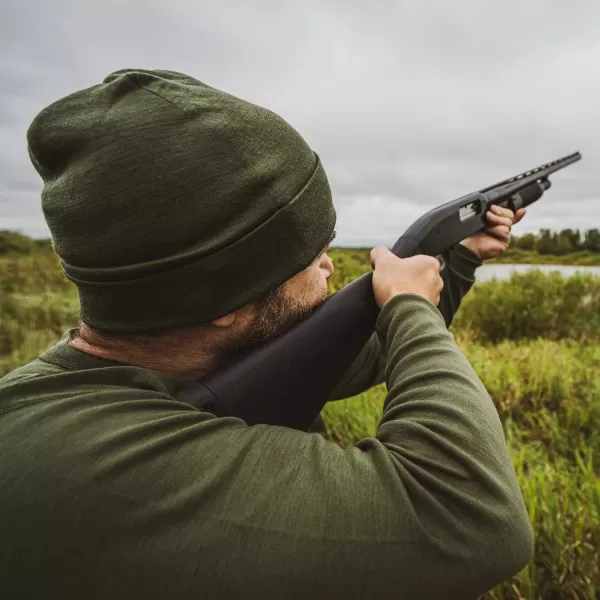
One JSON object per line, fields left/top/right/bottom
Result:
{"left": 178, "top": 151, "right": 582, "bottom": 430}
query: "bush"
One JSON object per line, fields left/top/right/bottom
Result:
{"left": 452, "top": 271, "right": 600, "bottom": 343}
{"left": 0, "top": 230, "right": 37, "bottom": 255}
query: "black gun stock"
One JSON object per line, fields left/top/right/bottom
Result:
{"left": 178, "top": 151, "right": 582, "bottom": 429}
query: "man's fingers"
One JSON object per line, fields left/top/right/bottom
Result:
{"left": 484, "top": 224, "right": 511, "bottom": 242}
{"left": 514, "top": 208, "right": 527, "bottom": 224}
{"left": 490, "top": 204, "right": 515, "bottom": 221}
{"left": 487, "top": 204, "right": 526, "bottom": 233}
{"left": 486, "top": 211, "right": 514, "bottom": 228}
{"left": 370, "top": 246, "right": 386, "bottom": 268}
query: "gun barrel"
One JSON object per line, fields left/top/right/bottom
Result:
{"left": 482, "top": 151, "right": 581, "bottom": 200}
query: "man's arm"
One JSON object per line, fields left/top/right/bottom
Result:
{"left": 326, "top": 244, "right": 482, "bottom": 401}
{"left": 10, "top": 293, "right": 532, "bottom": 599}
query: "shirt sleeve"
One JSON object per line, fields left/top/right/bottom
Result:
{"left": 4, "top": 293, "right": 532, "bottom": 600}
{"left": 326, "top": 244, "right": 482, "bottom": 402}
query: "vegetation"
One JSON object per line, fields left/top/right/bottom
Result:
{"left": 491, "top": 248, "right": 600, "bottom": 266}
{"left": 511, "top": 228, "right": 600, "bottom": 255}
{"left": 453, "top": 270, "right": 600, "bottom": 344}
{"left": 0, "top": 230, "right": 53, "bottom": 255}
{"left": 490, "top": 228, "right": 600, "bottom": 266}
{"left": 1, "top": 234, "right": 599, "bottom": 598}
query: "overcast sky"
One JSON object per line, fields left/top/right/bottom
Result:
{"left": 1, "top": 0, "right": 598, "bottom": 247}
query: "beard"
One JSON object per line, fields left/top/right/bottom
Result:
{"left": 213, "top": 282, "right": 329, "bottom": 367}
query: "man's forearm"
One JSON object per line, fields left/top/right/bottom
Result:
{"left": 326, "top": 244, "right": 482, "bottom": 402}
{"left": 438, "top": 243, "right": 482, "bottom": 327}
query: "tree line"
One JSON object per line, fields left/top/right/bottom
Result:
{"left": 510, "top": 229, "right": 600, "bottom": 255}
{"left": 1, "top": 229, "right": 600, "bottom": 257}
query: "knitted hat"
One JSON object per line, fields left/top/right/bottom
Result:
{"left": 27, "top": 69, "right": 336, "bottom": 332}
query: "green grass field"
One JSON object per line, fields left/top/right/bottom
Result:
{"left": 1, "top": 246, "right": 599, "bottom": 599}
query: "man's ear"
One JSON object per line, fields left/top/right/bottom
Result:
{"left": 211, "top": 301, "right": 258, "bottom": 329}
{"left": 211, "top": 312, "right": 236, "bottom": 328}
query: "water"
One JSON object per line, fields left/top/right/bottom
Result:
{"left": 475, "top": 263, "right": 600, "bottom": 283}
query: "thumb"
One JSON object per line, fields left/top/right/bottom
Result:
{"left": 370, "top": 246, "right": 389, "bottom": 269}
{"left": 514, "top": 208, "right": 527, "bottom": 224}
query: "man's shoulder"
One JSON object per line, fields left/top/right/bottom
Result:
{"left": 0, "top": 357, "right": 64, "bottom": 412}
{"left": 0, "top": 356, "right": 219, "bottom": 485}
{"left": 1, "top": 356, "right": 60, "bottom": 384}
{"left": 0, "top": 355, "right": 190, "bottom": 420}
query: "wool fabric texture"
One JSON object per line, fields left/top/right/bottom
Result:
{"left": 27, "top": 69, "right": 336, "bottom": 332}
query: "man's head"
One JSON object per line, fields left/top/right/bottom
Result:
{"left": 74, "top": 233, "right": 335, "bottom": 377}
{"left": 27, "top": 69, "right": 337, "bottom": 376}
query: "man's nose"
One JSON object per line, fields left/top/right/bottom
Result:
{"left": 320, "top": 253, "right": 334, "bottom": 279}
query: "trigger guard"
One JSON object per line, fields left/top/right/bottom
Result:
{"left": 435, "top": 252, "right": 449, "bottom": 272}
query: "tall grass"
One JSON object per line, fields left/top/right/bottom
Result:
{"left": 0, "top": 251, "right": 78, "bottom": 374}
{"left": 497, "top": 424, "right": 600, "bottom": 599}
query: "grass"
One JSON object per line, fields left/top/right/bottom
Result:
{"left": 1, "top": 246, "right": 599, "bottom": 598}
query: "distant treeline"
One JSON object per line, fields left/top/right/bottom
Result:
{"left": 0, "top": 231, "right": 52, "bottom": 255}
{"left": 2, "top": 228, "right": 600, "bottom": 257}
{"left": 510, "top": 228, "right": 600, "bottom": 255}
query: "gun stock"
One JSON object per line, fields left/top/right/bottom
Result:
{"left": 178, "top": 151, "right": 582, "bottom": 429}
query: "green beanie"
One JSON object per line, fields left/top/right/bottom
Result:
{"left": 27, "top": 69, "right": 336, "bottom": 333}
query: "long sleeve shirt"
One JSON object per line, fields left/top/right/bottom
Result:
{"left": 310, "top": 244, "right": 485, "bottom": 429}
{"left": 0, "top": 245, "right": 533, "bottom": 599}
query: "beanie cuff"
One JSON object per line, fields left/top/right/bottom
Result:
{"left": 63, "top": 155, "right": 336, "bottom": 332}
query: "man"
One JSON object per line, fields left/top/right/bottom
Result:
{"left": 0, "top": 69, "right": 532, "bottom": 599}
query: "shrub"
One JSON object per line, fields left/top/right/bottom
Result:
{"left": 452, "top": 271, "right": 600, "bottom": 343}
{"left": 0, "top": 230, "right": 37, "bottom": 255}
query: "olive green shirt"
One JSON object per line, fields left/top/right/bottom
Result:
{"left": 0, "top": 247, "right": 532, "bottom": 599}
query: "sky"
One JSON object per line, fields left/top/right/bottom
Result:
{"left": 1, "top": 0, "right": 598, "bottom": 247}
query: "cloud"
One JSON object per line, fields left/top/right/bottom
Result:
{"left": 1, "top": 0, "right": 598, "bottom": 247}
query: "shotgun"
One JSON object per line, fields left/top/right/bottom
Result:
{"left": 178, "top": 151, "right": 582, "bottom": 429}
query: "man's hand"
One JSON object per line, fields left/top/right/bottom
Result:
{"left": 460, "top": 205, "right": 526, "bottom": 260}
{"left": 370, "top": 248, "right": 444, "bottom": 309}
